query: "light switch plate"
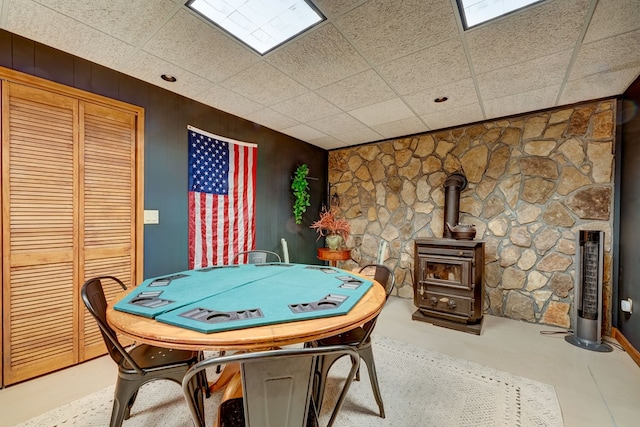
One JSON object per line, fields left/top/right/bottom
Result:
{"left": 144, "top": 210, "right": 159, "bottom": 224}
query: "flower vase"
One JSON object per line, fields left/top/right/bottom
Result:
{"left": 325, "top": 234, "right": 342, "bottom": 250}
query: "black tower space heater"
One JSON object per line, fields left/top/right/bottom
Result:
{"left": 565, "top": 230, "right": 612, "bottom": 352}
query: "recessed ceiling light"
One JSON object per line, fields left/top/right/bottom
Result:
{"left": 457, "top": 0, "right": 546, "bottom": 29}
{"left": 187, "top": 0, "right": 325, "bottom": 55}
{"left": 161, "top": 74, "right": 177, "bottom": 82}
{"left": 434, "top": 97, "right": 448, "bottom": 103}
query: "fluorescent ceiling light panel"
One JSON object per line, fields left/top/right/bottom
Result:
{"left": 458, "top": 0, "right": 545, "bottom": 29}
{"left": 187, "top": 0, "right": 325, "bottom": 55}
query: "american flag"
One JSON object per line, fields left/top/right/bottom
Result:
{"left": 187, "top": 126, "right": 257, "bottom": 268}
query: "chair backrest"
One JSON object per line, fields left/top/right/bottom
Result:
{"left": 356, "top": 264, "right": 396, "bottom": 346}
{"left": 280, "top": 237, "right": 290, "bottom": 263}
{"left": 81, "top": 276, "right": 144, "bottom": 374}
{"left": 233, "top": 250, "right": 282, "bottom": 264}
{"left": 182, "top": 345, "right": 360, "bottom": 427}
{"left": 358, "top": 264, "right": 395, "bottom": 299}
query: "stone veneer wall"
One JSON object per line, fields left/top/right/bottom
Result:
{"left": 329, "top": 99, "right": 616, "bottom": 330}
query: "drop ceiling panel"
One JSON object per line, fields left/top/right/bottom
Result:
{"left": 349, "top": 97, "right": 416, "bottom": 126}
{"left": 568, "top": 30, "right": 640, "bottom": 83}
{"left": 372, "top": 116, "right": 429, "bottom": 139}
{"left": 334, "top": 127, "right": 384, "bottom": 146}
{"left": 560, "top": 68, "right": 640, "bottom": 105}
{"left": 1, "top": 0, "right": 638, "bottom": 149}
{"left": 465, "top": 0, "right": 590, "bottom": 74}
{"left": 4, "top": 0, "right": 137, "bottom": 70}
{"left": 403, "top": 78, "right": 479, "bottom": 116}
{"left": 281, "top": 123, "right": 327, "bottom": 141}
{"left": 334, "top": 0, "right": 458, "bottom": 65}
{"left": 583, "top": 0, "right": 640, "bottom": 43}
{"left": 143, "top": 8, "right": 258, "bottom": 83}
{"left": 484, "top": 85, "right": 561, "bottom": 120}
{"left": 308, "top": 113, "right": 368, "bottom": 136}
{"left": 377, "top": 38, "right": 471, "bottom": 95}
{"left": 197, "top": 84, "right": 264, "bottom": 118}
{"left": 272, "top": 91, "right": 342, "bottom": 123}
{"left": 421, "top": 103, "right": 484, "bottom": 131}
{"left": 266, "top": 24, "right": 369, "bottom": 90}
{"left": 315, "top": 69, "right": 397, "bottom": 111}
{"left": 476, "top": 50, "right": 573, "bottom": 101}
{"left": 34, "top": 0, "right": 180, "bottom": 46}
{"left": 243, "top": 108, "right": 300, "bottom": 131}
{"left": 307, "top": 135, "right": 348, "bottom": 150}
{"left": 221, "top": 61, "right": 307, "bottom": 106}
{"left": 119, "top": 49, "right": 212, "bottom": 102}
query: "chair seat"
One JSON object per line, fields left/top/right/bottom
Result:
{"left": 121, "top": 345, "right": 200, "bottom": 372}
{"left": 219, "top": 397, "right": 319, "bottom": 427}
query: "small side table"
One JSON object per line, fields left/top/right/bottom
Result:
{"left": 317, "top": 248, "right": 352, "bottom": 267}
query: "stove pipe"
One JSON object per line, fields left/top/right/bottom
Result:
{"left": 443, "top": 173, "right": 467, "bottom": 239}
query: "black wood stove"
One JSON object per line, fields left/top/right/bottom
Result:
{"left": 412, "top": 172, "right": 485, "bottom": 334}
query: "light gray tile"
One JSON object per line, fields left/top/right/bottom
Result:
{"left": 334, "top": 0, "right": 458, "bottom": 64}
{"left": 221, "top": 62, "right": 307, "bottom": 106}
{"left": 280, "top": 124, "right": 327, "bottom": 141}
{"left": 307, "top": 135, "right": 349, "bottom": 150}
{"left": 315, "top": 69, "right": 397, "bottom": 111}
{"left": 560, "top": 68, "right": 640, "bottom": 105}
{"left": 584, "top": 0, "right": 640, "bottom": 43}
{"left": 372, "top": 116, "right": 429, "bottom": 139}
{"left": 197, "top": 84, "right": 263, "bottom": 118}
{"left": 334, "top": 127, "right": 384, "bottom": 145}
{"left": 243, "top": 108, "right": 300, "bottom": 131}
{"left": 377, "top": 38, "right": 470, "bottom": 95}
{"left": 272, "top": 91, "right": 343, "bottom": 123}
{"left": 4, "top": 0, "right": 137, "bottom": 70}
{"left": 266, "top": 23, "right": 369, "bottom": 90}
{"left": 312, "top": 0, "right": 367, "bottom": 19}
{"left": 33, "top": 0, "right": 179, "bottom": 45}
{"left": 420, "top": 103, "right": 484, "bottom": 131}
{"left": 568, "top": 29, "right": 640, "bottom": 82}
{"left": 483, "top": 85, "right": 561, "bottom": 120}
{"left": 119, "top": 50, "right": 210, "bottom": 97}
{"left": 349, "top": 98, "right": 415, "bottom": 127}
{"left": 466, "top": 0, "right": 590, "bottom": 74}
{"left": 144, "top": 8, "right": 258, "bottom": 83}
{"left": 308, "top": 113, "right": 367, "bottom": 136}
{"left": 477, "top": 50, "right": 573, "bottom": 100}
{"left": 403, "top": 78, "right": 479, "bottom": 116}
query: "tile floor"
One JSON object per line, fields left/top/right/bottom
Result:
{"left": 1, "top": 296, "right": 639, "bottom": 427}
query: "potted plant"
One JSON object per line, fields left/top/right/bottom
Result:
{"left": 291, "top": 164, "right": 310, "bottom": 225}
{"left": 310, "top": 207, "right": 350, "bottom": 250}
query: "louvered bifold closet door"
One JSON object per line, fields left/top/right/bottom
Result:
{"left": 2, "top": 82, "right": 79, "bottom": 385}
{"left": 79, "top": 102, "right": 136, "bottom": 360}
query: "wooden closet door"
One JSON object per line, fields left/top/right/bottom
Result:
{"left": 79, "top": 102, "right": 137, "bottom": 360}
{"left": 2, "top": 82, "right": 80, "bottom": 384}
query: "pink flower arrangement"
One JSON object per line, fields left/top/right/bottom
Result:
{"left": 310, "top": 207, "right": 350, "bottom": 242}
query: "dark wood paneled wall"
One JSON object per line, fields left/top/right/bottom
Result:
{"left": 0, "top": 30, "right": 328, "bottom": 278}
{"left": 619, "top": 76, "right": 640, "bottom": 349}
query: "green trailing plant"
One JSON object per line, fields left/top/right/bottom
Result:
{"left": 291, "top": 164, "right": 310, "bottom": 225}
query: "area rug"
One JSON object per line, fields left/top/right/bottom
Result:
{"left": 15, "top": 335, "right": 563, "bottom": 427}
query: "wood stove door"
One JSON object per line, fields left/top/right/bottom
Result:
{"left": 415, "top": 255, "right": 475, "bottom": 319}
{"left": 418, "top": 255, "right": 472, "bottom": 289}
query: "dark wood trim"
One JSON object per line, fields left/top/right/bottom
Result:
{"left": 612, "top": 327, "right": 640, "bottom": 368}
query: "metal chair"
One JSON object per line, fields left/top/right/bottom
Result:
{"left": 307, "top": 264, "right": 395, "bottom": 418}
{"left": 182, "top": 345, "right": 360, "bottom": 427}
{"left": 81, "top": 276, "right": 207, "bottom": 427}
{"left": 232, "top": 250, "right": 282, "bottom": 264}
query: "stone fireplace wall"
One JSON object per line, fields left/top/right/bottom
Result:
{"left": 329, "top": 99, "right": 616, "bottom": 330}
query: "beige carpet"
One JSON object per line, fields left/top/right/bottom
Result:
{"left": 15, "top": 336, "right": 563, "bottom": 427}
